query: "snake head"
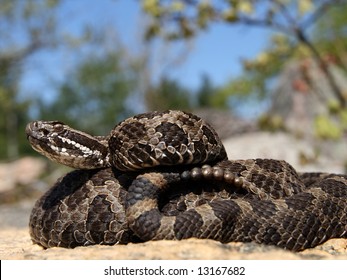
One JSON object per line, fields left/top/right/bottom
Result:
{"left": 26, "top": 121, "right": 110, "bottom": 169}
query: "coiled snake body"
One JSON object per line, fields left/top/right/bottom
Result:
{"left": 26, "top": 110, "right": 347, "bottom": 251}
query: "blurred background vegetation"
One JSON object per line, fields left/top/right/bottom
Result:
{"left": 1, "top": 0, "right": 347, "bottom": 161}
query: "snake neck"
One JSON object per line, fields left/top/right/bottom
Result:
{"left": 26, "top": 121, "right": 110, "bottom": 169}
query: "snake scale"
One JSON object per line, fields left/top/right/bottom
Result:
{"left": 26, "top": 110, "right": 347, "bottom": 251}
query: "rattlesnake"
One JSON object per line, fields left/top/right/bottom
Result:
{"left": 26, "top": 110, "right": 347, "bottom": 251}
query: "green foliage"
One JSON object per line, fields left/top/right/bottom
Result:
{"left": 145, "top": 76, "right": 192, "bottom": 111}
{"left": 313, "top": 99, "right": 347, "bottom": 140}
{"left": 0, "top": 0, "right": 113, "bottom": 159}
{"left": 0, "top": 0, "right": 62, "bottom": 159}
{"left": 141, "top": 0, "right": 333, "bottom": 40}
{"left": 0, "top": 86, "right": 32, "bottom": 158}
{"left": 1, "top": 0, "right": 346, "bottom": 161}
{"left": 313, "top": 5, "right": 347, "bottom": 70}
{"left": 310, "top": 4, "right": 347, "bottom": 139}
{"left": 38, "top": 52, "right": 136, "bottom": 136}
{"left": 0, "top": 0, "right": 60, "bottom": 48}
{"left": 145, "top": 74, "right": 223, "bottom": 110}
{"left": 314, "top": 4, "right": 347, "bottom": 44}
{"left": 314, "top": 115, "right": 342, "bottom": 140}
{"left": 196, "top": 74, "right": 216, "bottom": 108}
{"left": 211, "top": 34, "right": 293, "bottom": 105}
{"left": 141, "top": 0, "right": 347, "bottom": 111}
{"left": 258, "top": 114, "right": 285, "bottom": 132}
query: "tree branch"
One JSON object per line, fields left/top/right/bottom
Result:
{"left": 295, "top": 28, "right": 346, "bottom": 107}
{"left": 301, "top": 0, "right": 343, "bottom": 29}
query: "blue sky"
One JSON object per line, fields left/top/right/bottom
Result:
{"left": 20, "top": 0, "right": 271, "bottom": 115}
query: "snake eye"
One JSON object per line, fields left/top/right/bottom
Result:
{"left": 52, "top": 121, "right": 65, "bottom": 132}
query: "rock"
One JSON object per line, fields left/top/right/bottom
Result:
{"left": 300, "top": 239, "right": 347, "bottom": 259}
{"left": 1, "top": 228, "right": 346, "bottom": 260}
{"left": 223, "top": 132, "right": 344, "bottom": 173}
{"left": 0, "top": 157, "right": 46, "bottom": 193}
{"left": 194, "top": 109, "right": 258, "bottom": 139}
{"left": 1, "top": 132, "right": 346, "bottom": 260}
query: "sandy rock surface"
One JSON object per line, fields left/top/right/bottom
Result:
{"left": 1, "top": 132, "right": 346, "bottom": 260}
